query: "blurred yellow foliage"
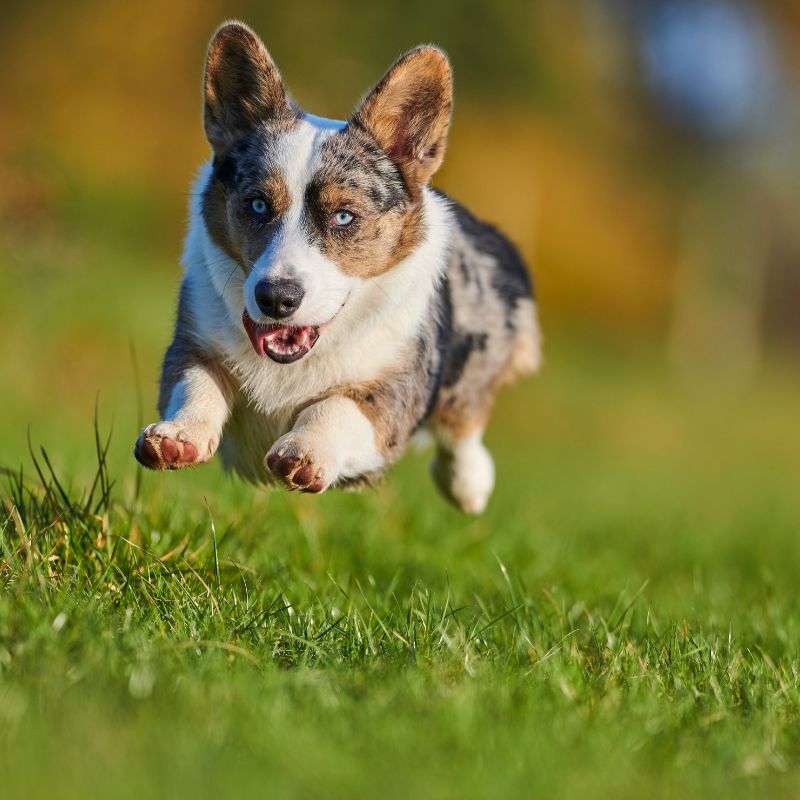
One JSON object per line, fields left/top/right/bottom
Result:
{"left": 1, "top": 0, "right": 797, "bottom": 341}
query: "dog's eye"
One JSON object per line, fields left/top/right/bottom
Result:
{"left": 330, "top": 210, "right": 354, "bottom": 227}
{"left": 250, "top": 197, "right": 269, "bottom": 215}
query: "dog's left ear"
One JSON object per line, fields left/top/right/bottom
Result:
{"left": 203, "top": 21, "right": 293, "bottom": 152}
{"left": 352, "top": 46, "right": 452, "bottom": 197}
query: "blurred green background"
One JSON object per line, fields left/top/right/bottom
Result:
{"left": 2, "top": 2, "right": 800, "bottom": 797}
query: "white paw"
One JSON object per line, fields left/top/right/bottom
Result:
{"left": 432, "top": 436, "right": 495, "bottom": 514}
{"left": 134, "top": 420, "right": 218, "bottom": 471}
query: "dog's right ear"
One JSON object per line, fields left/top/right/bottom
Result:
{"left": 203, "top": 22, "right": 292, "bottom": 152}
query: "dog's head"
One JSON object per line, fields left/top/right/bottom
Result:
{"left": 200, "top": 22, "right": 452, "bottom": 363}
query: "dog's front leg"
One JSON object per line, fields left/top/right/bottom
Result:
{"left": 134, "top": 361, "right": 233, "bottom": 471}
{"left": 265, "top": 396, "right": 385, "bottom": 492}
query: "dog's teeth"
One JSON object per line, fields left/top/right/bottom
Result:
{"left": 258, "top": 324, "right": 317, "bottom": 361}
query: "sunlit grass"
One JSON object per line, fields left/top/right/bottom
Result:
{"left": 2, "top": 345, "right": 800, "bottom": 799}
{"left": 2, "top": 166, "right": 800, "bottom": 799}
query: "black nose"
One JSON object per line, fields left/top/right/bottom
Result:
{"left": 254, "top": 279, "right": 304, "bottom": 319}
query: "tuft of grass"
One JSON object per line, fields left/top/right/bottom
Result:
{"left": 2, "top": 401, "right": 800, "bottom": 799}
{"left": 1, "top": 326, "right": 800, "bottom": 799}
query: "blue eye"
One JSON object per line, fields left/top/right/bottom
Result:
{"left": 250, "top": 198, "right": 268, "bottom": 215}
{"left": 331, "top": 210, "right": 354, "bottom": 227}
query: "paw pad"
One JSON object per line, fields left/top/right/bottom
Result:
{"left": 134, "top": 425, "right": 202, "bottom": 471}
{"left": 265, "top": 442, "right": 329, "bottom": 493}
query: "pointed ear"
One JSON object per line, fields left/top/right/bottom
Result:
{"left": 203, "top": 22, "right": 293, "bottom": 152}
{"left": 352, "top": 46, "right": 452, "bottom": 196}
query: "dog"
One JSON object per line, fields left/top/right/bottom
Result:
{"left": 134, "top": 21, "right": 540, "bottom": 514}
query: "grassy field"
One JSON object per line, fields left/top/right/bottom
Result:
{"left": 2, "top": 305, "right": 800, "bottom": 798}
{"left": 4, "top": 4, "right": 800, "bottom": 795}
{"left": 1, "top": 163, "right": 799, "bottom": 799}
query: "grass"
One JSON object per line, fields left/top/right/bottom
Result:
{"left": 1, "top": 166, "right": 800, "bottom": 798}
{"left": 2, "top": 330, "right": 800, "bottom": 799}
{"left": 3, "top": 18, "right": 799, "bottom": 790}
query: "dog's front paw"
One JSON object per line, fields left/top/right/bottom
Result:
{"left": 134, "top": 421, "right": 218, "bottom": 471}
{"left": 265, "top": 434, "right": 337, "bottom": 493}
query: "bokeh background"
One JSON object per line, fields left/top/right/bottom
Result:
{"left": 1, "top": 0, "right": 799, "bottom": 470}
{"left": 3, "top": 4, "right": 800, "bottom": 796}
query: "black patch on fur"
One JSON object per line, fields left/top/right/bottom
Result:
{"left": 212, "top": 153, "right": 238, "bottom": 189}
{"left": 207, "top": 125, "right": 285, "bottom": 196}
{"left": 435, "top": 189, "right": 535, "bottom": 308}
{"left": 440, "top": 331, "right": 488, "bottom": 389}
{"left": 419, "top": 277, "right": 453, "bottom": 422}
{"left": 302, "top": 177, "right": 326, "bottom": 231}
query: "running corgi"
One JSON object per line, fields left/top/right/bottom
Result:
{"left": 134, "top": 21, "right": 540, "bottom": 514}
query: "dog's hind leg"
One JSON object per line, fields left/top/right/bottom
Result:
{"left": 430, "top": 422, "right": 495, "bottom": 515}
{"left": 428, "top": 306, "right": 540, "bottom": 514}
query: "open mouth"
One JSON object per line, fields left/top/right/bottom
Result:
{"left": 242, "top": 311, "right": 320, "bottom": 364}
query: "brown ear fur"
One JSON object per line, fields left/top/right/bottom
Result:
{"left": 204, "top": 22, "right": 292, "bottom": 152}
{"left": 352, "top": 46, "right": 452, "bottom": 197}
